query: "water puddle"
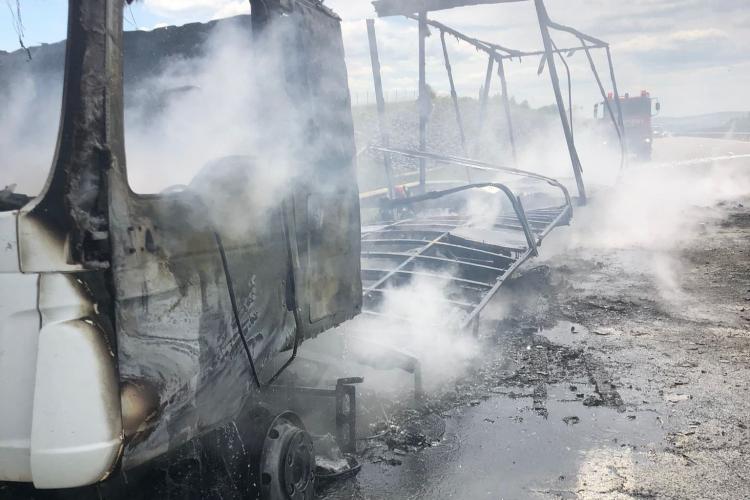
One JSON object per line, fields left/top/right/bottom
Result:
{"left": 537, "top": 320, "right": 590, "bottom": 345}
{"left": 321, "top": 320, "right": 665, "bottom": 499}
{"left": 340, "top": 384, "right": 663, "bottom": 499}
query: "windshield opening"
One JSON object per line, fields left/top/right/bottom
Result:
{"left": 0, "top": 3, "right": 67, "bottom": 203}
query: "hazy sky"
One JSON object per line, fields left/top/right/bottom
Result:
{"left": 1, "top": 0, "right": 747, "bottom": 116}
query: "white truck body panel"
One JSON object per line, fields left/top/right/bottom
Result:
{"left": 30, "top": 316, "right": 122, "bottom": 488}
{"left": 0, "top": 211, "right": 123, "bottom": 488}
{"left": 0, "top": 211, "right": 40, "bottom": 482}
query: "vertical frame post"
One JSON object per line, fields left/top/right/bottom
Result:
{"left": 418, "top": 10, "right": 428, "bottom": 188}
{"left": 581, "top": 43, "right": 625, "bottom": 170}
{"left": 475, "top": 54, "right": 495, "bottom": 157}
{"left": 533, "top": 0, "right": 587, "bottom": 204}
{"left": 606, "top": 46, "right": 627, "bottom": 155}
{"left": 366, "top": 19, "right": 396, "bottom": 198}
{"left": 440, "top": 31, "right": 471, "bottom": 180}
{"left": 497, "top": 57, "right": 518, "bottom": 166}
{"left": 335, "top": 380, "right": 359, "bottom": 454}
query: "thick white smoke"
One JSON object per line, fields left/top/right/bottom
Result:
{"left": 0, "top": 73, "right": 62, "bottom": 195}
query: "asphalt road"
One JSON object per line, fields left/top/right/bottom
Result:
{"left": 320, "top": 137, "right": 750, "bottom": 499}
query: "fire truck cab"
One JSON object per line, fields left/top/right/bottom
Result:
{"left": 595, "top": 90, "right": 661, "bottom": 161}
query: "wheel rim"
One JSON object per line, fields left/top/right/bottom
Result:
{"left": 260, "top": 412, "right": 315, "bottom": 500}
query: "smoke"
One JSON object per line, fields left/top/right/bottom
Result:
{"left": 0, "top": 16, "right": 308, "bottom": 222}
{"left": 6, "top": 10, "right": 748, "bottom": 406}
{"left": 124, "top": 19, "right": 303, "bottom": 204}
{"left": 538, "top": 136, "right": 750, "bottom": 312}
{"left": 0, "top": 72, "right": 62, "bottom": 195}
{"left": 349, "top": 271, "right": 479, "bottom": 393}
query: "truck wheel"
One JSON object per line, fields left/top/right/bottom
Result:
{"left": 259, "top": 412, "right": 315, "bottom": 500}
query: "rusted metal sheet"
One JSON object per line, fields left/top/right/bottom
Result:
{"left": 373, "top": 0, "right": 526, "bottom": 17}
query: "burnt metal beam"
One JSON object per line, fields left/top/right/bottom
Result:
{"left": 362, "top": 268, "right": 495, "bottom": 288}
{"left": 369, "top": 146, "right": 573, "bottom": 209}
{"left": 533, "top": 0, "right": 586, "bottom": 203}
{"left": 418, "top": 10, "right": 428, "bottom": 188}
{"left": 475, "top": 54, "right": 494, "bottom": 156}
{"left": 364, "top": 230, "right": 451, "bottom": 291}
{"left": 373, "top": 0, "right": 526, "bottom": 17}
{"left": 362, "top": 251, "right": 507, "bottom": 273}
{"left": 580, "top": 41, "right": 625, "bottom": 169}
{"left": 384, "top": 182, "right": 538, "bottom": 254}
{"left": 405, "top": 14, "right": 517, "bottom": 57}
{"left": 606, "top": 46, "right": 627, "bottom": 147}
{"left": 545, "top": 18, "right": 608, "bottom": 48}
{"left": 440, "top": 31, "right": 469, "bottom": 169}
{"left": 496, "top": 58, "right": 517, "bottom": 165}
{"left": 493, "top": 44, "right": 606, "bottom": 60}
{"left": 366, "top": 19, "right": 396, "bottom": 197}
{"left": 403, "top": 14, "right": 607, "bottom": 59}
{"left": 19, "top": 0, "right": 125, "bottom": 270}
{"left": 361, "top": 238, "right": 516, "bottom": 263}
{"left": 550, "top": 38, "right": 574, "bottom": 141}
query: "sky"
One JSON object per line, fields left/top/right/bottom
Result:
{"left": 1, "top": 0, "right": 748, "bottom": 116}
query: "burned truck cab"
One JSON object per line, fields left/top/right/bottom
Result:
{"left": 0, "top": 0, "right": 361, "bottom": 495}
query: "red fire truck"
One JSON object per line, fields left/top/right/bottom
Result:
{"left": 595, "top": 90, "right": 661, "bottom": 161}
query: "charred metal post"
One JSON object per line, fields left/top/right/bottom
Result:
{"left": 418, "top": 10, "right": 429, "bottom": 188}
{"left": 19, "top": 0, "right": 126, "bottom": 270}
{"left": 543, "top": 13, "right": 628, "bottom": 165}
{"left": 606, "top": 46, "right": 627, "bottom": 155}
{"left": 413, "top": 362, "right": 424, "bottom": 400}
{"left": 367, "top": 19, "right": 396, "bottom": 198}
{"left": 581, "top": 42, "right": 625, "bottom": 169}
{"left": 475, "top": 54, "right": 495, "bottom": 156}
{"left": 496, "top": 57, "right": 518, "bottom": 166}
{"left": 335, "top": 378, "right": 362, "bottom": 454}
{"left": 533, "top": 0, "right": 587, "bottom": 204}
{"left": 270, "top": 377, "right": 362, "bottom": 455}
{"left": 440, "top": 31, "right": 471, "bottom": 180}
{"left": 551, "top": 39, "right": 574, "bottom": 139}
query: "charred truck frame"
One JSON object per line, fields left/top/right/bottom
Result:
{"left": 0, "top": 0, "right": 363, "bottom": 497}
{"left": 351, "top": 0, "right": 587, "bottom": 347}
{"left": 350, "top": 0, "right": 629, "bottom": 339}
{"left": 370, "top": 0, "right": 629, "bottom": 203}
